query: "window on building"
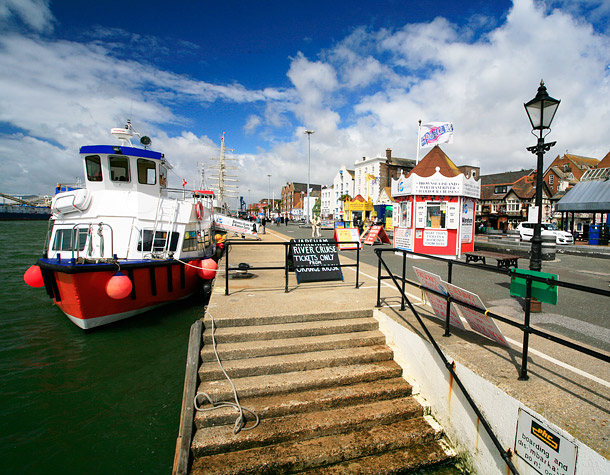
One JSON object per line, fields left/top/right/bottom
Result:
{"left": 549, "top": 174, "right": 554, "bottom": 185}
{"left": 109, "top": 155, "right": 130, "bottom": 182}
{"left": 507, "top": 199, "right": 520, "bottom": 212}
{"left": 494, "top": 185, "right": 508, "bottom": 194}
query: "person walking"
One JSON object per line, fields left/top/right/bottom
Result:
{"left": 312, "top": 215, "right": 321, "bottom": 237}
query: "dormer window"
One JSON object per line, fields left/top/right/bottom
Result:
{"left": 109, "top": 155, "right": 130, "bottom": 182}
{"left": 494, "top": 185, "right": 508, "bottom": 194}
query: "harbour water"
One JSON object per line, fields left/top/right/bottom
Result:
{"left": 1, "top": 221, "right": 203, "bottom": 474}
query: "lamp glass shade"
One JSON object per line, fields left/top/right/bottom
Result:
{"left": 524, "top": 82, "right": 560, "bottom": 130}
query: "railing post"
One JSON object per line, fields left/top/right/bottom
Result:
{"left": 443, "top": 298, "right": 452, "bottom": 337}
{"left": 447, "top": 260, "right": 453, "bottom": 284}
{"left": 355, "top": 243, "right": 360, "bottom": 288}
{"left": 519, "top": 276, "right": 533, "bottom": 380}
{"left": 401, "top": 251, "right": 407, "bottom": 311}
{"left": 284, "top": 242, "right": 289, "bottom": 293}
{"left": 376, "top": 250, "right": 382, "bottom": 307}
{"left": 224, "top": 241, "right": 230, "bottom": 295}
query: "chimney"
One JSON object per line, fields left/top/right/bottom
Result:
{"left": 386, "top": 148, "right": 392, "bottom": 160}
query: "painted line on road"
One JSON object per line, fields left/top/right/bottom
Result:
{"left": 505, "top": 337, "right": 610, "bottom": 389}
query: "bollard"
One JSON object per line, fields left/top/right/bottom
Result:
{"left": 541, "top": 235, "right": 556, "bottom": 261}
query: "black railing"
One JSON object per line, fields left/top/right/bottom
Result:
{"left": 374, "top": 247, "right": 610, "bottom": 475}
{"left": 223, "top": 240, "right": 362, "bottom": 295}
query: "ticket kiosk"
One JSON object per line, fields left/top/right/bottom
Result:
{"left": 391, "top": 146, "right": 480, "bottom": 258}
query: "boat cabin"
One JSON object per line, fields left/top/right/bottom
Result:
{"left": 80, "top": 145, "right": 169, "bottom": 194}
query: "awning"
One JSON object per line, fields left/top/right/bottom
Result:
{"left": 556, "top": 180, "right": 610, "bottom": 212}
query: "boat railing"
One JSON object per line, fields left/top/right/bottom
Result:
{"left": 68, "top": 222, "right": 115, "bottom": 260}
{"left": 222, "top": 240, "right": 363, "bottom": 295}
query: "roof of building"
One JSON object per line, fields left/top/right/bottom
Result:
{"left": 407, "top": 146, "right": 461, "bottom": 178}
{"left": 556, "top": 179, "right": 610, "bottom": 211}
{"left": 480, "top": 169, "right": 533, "bottom": 186}
{"left": 597, "top": 151, "right": 610, "bottom": 169}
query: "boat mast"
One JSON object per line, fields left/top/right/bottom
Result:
{"left": 209, "top": 132, "right": 238, "bottom": 214}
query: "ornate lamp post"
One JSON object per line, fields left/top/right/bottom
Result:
{"left": 304, "top": 130, "right": 314, "bottom": 225}
{"left": 524, "top": 80, "right": 560, "bottom": 272}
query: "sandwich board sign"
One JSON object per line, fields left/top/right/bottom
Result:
{"left": 363, "top": 225, "right": 392, "bottom": 245}
{"left": 289, "top": 238, "right": 343, "bottom": 283}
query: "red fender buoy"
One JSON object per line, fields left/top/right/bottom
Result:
{"left": 106, "top": 271, "right": 133, "bottom": 299}
{"left": 24, "top": 265, "right": 44, "bottom": 288}
{"left": 197, "top": 259, "right": 218, "bottom": 279}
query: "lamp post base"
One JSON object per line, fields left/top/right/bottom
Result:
{"left": 530, "top": 297, "right": 542, "bottom": 313}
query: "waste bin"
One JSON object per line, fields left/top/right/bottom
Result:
{"left": 589, "top": 224, "right": 600, "bottom": 245}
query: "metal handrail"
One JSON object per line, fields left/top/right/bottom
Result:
{"left": 374, "top": 248, "right": 521, "bottom": 474}
{"left": 222, "top": 240, "right": 362, "bottom": 295}
{"left": 374, "top": 247, "right": 610, "bottom": 475}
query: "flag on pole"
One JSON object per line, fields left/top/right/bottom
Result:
{"left": 420, "top": 122, "right": 454, "bottom": 148}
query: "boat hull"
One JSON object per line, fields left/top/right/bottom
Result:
{"left": 38, "top": 259, "right": 206, "bottom": 329}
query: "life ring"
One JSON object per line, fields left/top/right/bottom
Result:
{"left": 195, "top": 202, "right": 204, "bottom": 220}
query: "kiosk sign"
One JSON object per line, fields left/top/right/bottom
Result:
{"left": 515, "top": 409, "right": 577, "bottom": 475}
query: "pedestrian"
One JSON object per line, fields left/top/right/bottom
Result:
{"left": 261, "top": 216, "right": 266, "bottom": 234}
{"left": 285, "top": 215, "right": 289, "bottom": 226}
{"left": 312, "top": 215, "right": 321, "bottom": 237}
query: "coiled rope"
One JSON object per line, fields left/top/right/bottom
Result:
{"left": 193, "top": 311, "right": 259, "bottom": 434}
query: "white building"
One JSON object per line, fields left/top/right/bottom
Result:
{"left": 320, "top": 185, "right": 333, "bottom": 218}
{"left": 331, "top": 167, "right": 355, "bottom": 219}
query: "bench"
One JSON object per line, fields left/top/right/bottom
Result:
{"left": 465, "top": 251, "right": 521, "bottom": 269}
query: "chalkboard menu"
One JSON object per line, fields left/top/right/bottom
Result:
{"left": 289, "top": 238, "right": 343, "bottom": 283}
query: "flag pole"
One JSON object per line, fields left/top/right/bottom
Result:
{"left": 416, "top": 120, "right": 422, "bottom": 164}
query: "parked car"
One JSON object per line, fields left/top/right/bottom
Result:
{"left": 516, "top": 222, "right": 574, "bottom": 244}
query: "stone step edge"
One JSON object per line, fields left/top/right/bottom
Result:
{"left": 197, "top": 360, "right": 403, "bottom": 402}
{"left": 203, "top": 309, "right": 374, "bottom": 328}
{"left": 192, "top": 397, "right": 424, "bottom": 457}
{"left": 194, "top": 377, "right": 413, "bottom": 429}
{"left": 198, "top": 345, "right": 394, "bottom": 380}
{"left": 190, "top": 416, "right": 444, "bottom": 475}
{"left": 202, "top": 317, "right": 379, "bottom": 344}
{"left": 200, "top": 330, "right": 386, "bottom": 362}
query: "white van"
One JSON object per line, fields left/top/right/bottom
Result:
{"left": 516, "top": 222, "right": 573, "bottom": 244}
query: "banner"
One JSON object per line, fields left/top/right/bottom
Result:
{"left": 420, "top": 122, "right": 454, "bottom": 148}
{"left": 214, "top": 214, "right": 258, "bottom": 237}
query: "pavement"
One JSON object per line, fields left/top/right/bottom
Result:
{"left": 205, "top": 224, "right": 610, "bottom": 461}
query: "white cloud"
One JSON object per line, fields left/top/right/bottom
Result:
{"left": 0, "top": 0, "right": 54, "bottom": 33}
{"left": 1, "top": 0, "right": 610, "bottom": 205}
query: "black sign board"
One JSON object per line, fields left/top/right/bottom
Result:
{"left": 289, "top": 238, "right": 343, "bottom": 283}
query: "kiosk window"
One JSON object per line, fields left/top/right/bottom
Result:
{"left": 137, "top": 159, "right": 156, "bottom": 185}
{"left": 85, "top": 155, "right": 102, "bottom": 181}
{"left": 109, "top": 155, "right": 130, "bottom": 182}
{"left": 426, "top": 202, "right": 446, "bottom": 229}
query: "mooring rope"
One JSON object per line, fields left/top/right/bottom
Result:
{"left": 193, "top": 311, "right": 260, "bottom": 434}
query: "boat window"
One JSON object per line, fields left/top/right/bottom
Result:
{"left": 109, "top": 155, "right": 130, "bottom": 182}
{"left": 52, "top": 228, "right": 88, "bottom": 251}
{"left": 159, "top": 165, "right": 168, "bottom": 188}
{"left": 137, "top": 230, "right": 179, "bottom": 252}
{"left": 137, "top": 159, "right": 156, "bottom": 185}
{"left": 85, "top": 155, "right": 103, "bottom": 182}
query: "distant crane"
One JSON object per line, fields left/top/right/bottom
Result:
{"left": 0, "top": 192, "right": 50, "bottom": 207}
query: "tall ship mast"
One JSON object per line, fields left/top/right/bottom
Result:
{"left": 208, "top": 133, "right": 239, "bottom": 215}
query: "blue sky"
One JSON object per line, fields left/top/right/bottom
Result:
{"left": 1, "top": 0, "right": 609, "bottom": 208}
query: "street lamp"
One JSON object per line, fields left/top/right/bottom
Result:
{"left": 267, "top": 174, "right": 271, "bottom": 218}
{"left": 304, "top": 129, "right": 314, "bottom": 225}
{"left": 524, "top": 80, "right": 560, "bottom": 272}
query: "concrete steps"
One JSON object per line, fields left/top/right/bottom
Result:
{"left": 190, "top": 310, "right": 456, "bottom": 474}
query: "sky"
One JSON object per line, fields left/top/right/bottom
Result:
{"left": 1, "top": 0, "right": 609, "bottom": 208}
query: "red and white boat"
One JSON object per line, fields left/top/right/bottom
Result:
{"left": 25, "top": 123, "right": 218, "bottom": 329}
